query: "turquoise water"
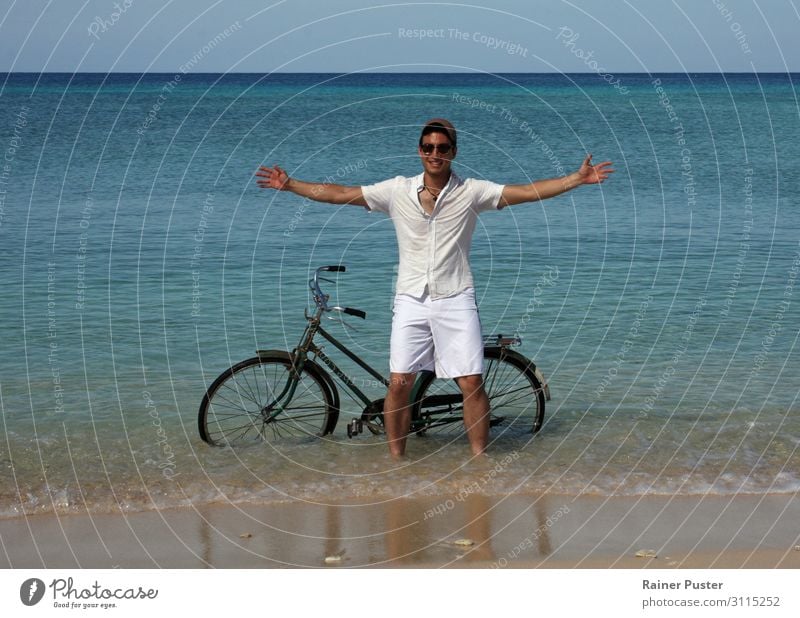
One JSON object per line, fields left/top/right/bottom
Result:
{"left": 0, "top": 72, "right": 798, "bottom": 517}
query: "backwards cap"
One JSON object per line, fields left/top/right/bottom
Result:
{"left": 420, "top": 118, "right": 457, "bottom": 146}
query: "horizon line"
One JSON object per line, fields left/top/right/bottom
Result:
{"left": 2, "top": 70, "right": 798, "bottom": 75}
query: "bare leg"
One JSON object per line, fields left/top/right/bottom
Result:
{"left": 383, "top": 372, "right": 416, "bottom": 458}
{"left": 456, "top": 374, "right": 490, "bottom": 456}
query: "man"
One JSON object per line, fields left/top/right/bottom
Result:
{"left": 257, "top": 118, "right": 613, "bottom": 457}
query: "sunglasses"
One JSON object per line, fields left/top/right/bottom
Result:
{"left": 420, "top": 143, "right": 453, "bottom": 155}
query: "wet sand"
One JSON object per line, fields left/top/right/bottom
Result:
{"left": 1, "top": 492, "right": 798, "bottom": 568}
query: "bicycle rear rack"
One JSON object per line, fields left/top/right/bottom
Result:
{"left": 483, "top": 334, "right": 521, "bottom": 347}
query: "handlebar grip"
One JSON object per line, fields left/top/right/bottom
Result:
{"left": 343, "top": 307, "right": 366, "bottom": 319}
{"left": 323, "top": 265, "right": 346, "bottom": 272}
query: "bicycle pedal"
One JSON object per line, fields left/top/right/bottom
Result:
{"left": 347, "top": 418, "right": 363, "bottom": 438}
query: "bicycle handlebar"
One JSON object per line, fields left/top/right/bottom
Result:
{"left": 341, "top": 307, "right": 367, "bottom": 319}
{"left": 309, "top": 265, "right": 366, "bottom": 320}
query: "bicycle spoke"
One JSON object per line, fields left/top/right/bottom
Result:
{"left": 238, "top": 367, "right": 258, "bottom": 403}
{"left": 210, "top": 390, "right": 258, "bottom": 411}
{"left": 489, "top": 384, "right": 534, "bottom": 405}
{"left": 219, "top": 379, "right": 261, "bottom": 407}
{"left": 269, "top": 408, "right": 329, "bottom": 421}
{"left": 209, "top": 418, "right": 262, "bottom": 444}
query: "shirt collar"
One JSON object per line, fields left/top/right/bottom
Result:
{"left": 413, "top": 170, "right": 461, "bottom": 193}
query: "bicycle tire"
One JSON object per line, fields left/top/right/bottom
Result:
{"left": 411, "top": 346, "right": 545, "bottom": 436}
{"left": 198, "top": 351, "right": 338, "bottom": 446}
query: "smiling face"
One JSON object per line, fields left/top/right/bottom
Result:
{"left": 418, "top": 130, "right": 456, "bottom": 179}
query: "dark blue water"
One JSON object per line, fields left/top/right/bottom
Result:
{"left": 0, "top": 72, "right": 798, "bottom": 516}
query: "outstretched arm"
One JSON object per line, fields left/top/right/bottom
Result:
{"left": 499, "top": 154, "right": 614, "bottom": 207}
{"left": 256, "top": 165, "right": 368, "bottom": 206}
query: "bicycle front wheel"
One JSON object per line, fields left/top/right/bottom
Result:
{"left": 198, "top": 352, "right": 338, "bottom": 446}
{"left": 412, "top": 346, "right": 545, "bottom": 436}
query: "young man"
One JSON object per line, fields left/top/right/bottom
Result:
{"left": 257, "top": 118, "right": 613, "bottom": 457}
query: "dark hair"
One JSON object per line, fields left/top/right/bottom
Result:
{"left": 419, "top": 119, "right": 457, "bottom": 147}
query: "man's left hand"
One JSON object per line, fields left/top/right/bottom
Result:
{"left": 577, "top": 154, "right": 614, "bottom": 184}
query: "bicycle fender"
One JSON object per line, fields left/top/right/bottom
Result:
{"left": 256, "top": 349, "right": 291, "bottom": 357}
{"left": 486, "top": 347, "right": 551, "bottom": 401}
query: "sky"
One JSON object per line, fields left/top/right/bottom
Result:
{"left": 1, "top": 0, "right": 799, "bottom": 73}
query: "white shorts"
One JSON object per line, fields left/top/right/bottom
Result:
{"left": 390, "top": 288, "right": 483, "bottom": 378}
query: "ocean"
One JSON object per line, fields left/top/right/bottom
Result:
{"left": 0, "top": 72, "right": 798, "bottom": 517}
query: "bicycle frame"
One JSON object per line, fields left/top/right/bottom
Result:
{"left": 258, "top": 281, "right": 388, "bottom": 421}
{"left": 304, "top": 323, "right": 389, "bottom": 407}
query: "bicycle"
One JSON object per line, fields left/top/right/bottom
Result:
{"left": 198, "top": 265, "right": 550, "bottom": 447}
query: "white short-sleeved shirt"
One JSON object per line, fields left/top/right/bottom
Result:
{"left": 361, "top": 172, "right": 504, "bottom": 299}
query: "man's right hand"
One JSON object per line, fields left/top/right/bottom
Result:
{"left": 256, "top": 165, "right": 290, "bottom": 191}
{"left": 254, "top": 165, "right": 368, "bottom": 206}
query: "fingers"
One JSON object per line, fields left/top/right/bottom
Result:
{"left": 597, "top": 165, "right": 614, "bottom": 180}
{"left": 580, "top": 157, "right": 615, "bottom": 183}
{"left": 589, "top": 159, "right": 615, "bottom": 181}
{"left": 582, "top": 155, "right": 616, "bottom": 172}
{"left": 256, "top": 171, "right": 276, "bottom": 188}
{"left": 255, "top": 165, "right": 286, "bottom": 189}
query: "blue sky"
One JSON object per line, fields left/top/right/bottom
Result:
{"left": 1, "top": 0, "right": 798, "bottom": 73}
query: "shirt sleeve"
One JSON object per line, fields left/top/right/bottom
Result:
{"left": 361, "top": 176, "right": 401, "bottom": 214}
{"left": 469, "top": 178, "right": 505, "bottom": 213}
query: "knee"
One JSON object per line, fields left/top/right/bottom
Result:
{"left": 456, "top": 374, "right": 485, "bottom": 396}
{"left": 387, "top": 373, "right": 415, "bottom": 398}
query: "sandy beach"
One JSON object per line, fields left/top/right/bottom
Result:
{"left": 1, "top": 492, "right": 798, "bottom": 569}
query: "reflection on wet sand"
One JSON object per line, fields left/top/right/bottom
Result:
{"left": 193, "top": 492, "right": 564, "bottom": 566}
{"left": 381, "top": 493, "right": 560, "bottom": 566}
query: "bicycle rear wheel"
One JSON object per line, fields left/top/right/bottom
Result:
{"left": 198, "top": 351, "right": 338, "bottom": 446}
{"left": 411, "top": 346, "right": 545, "bottom": 436}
